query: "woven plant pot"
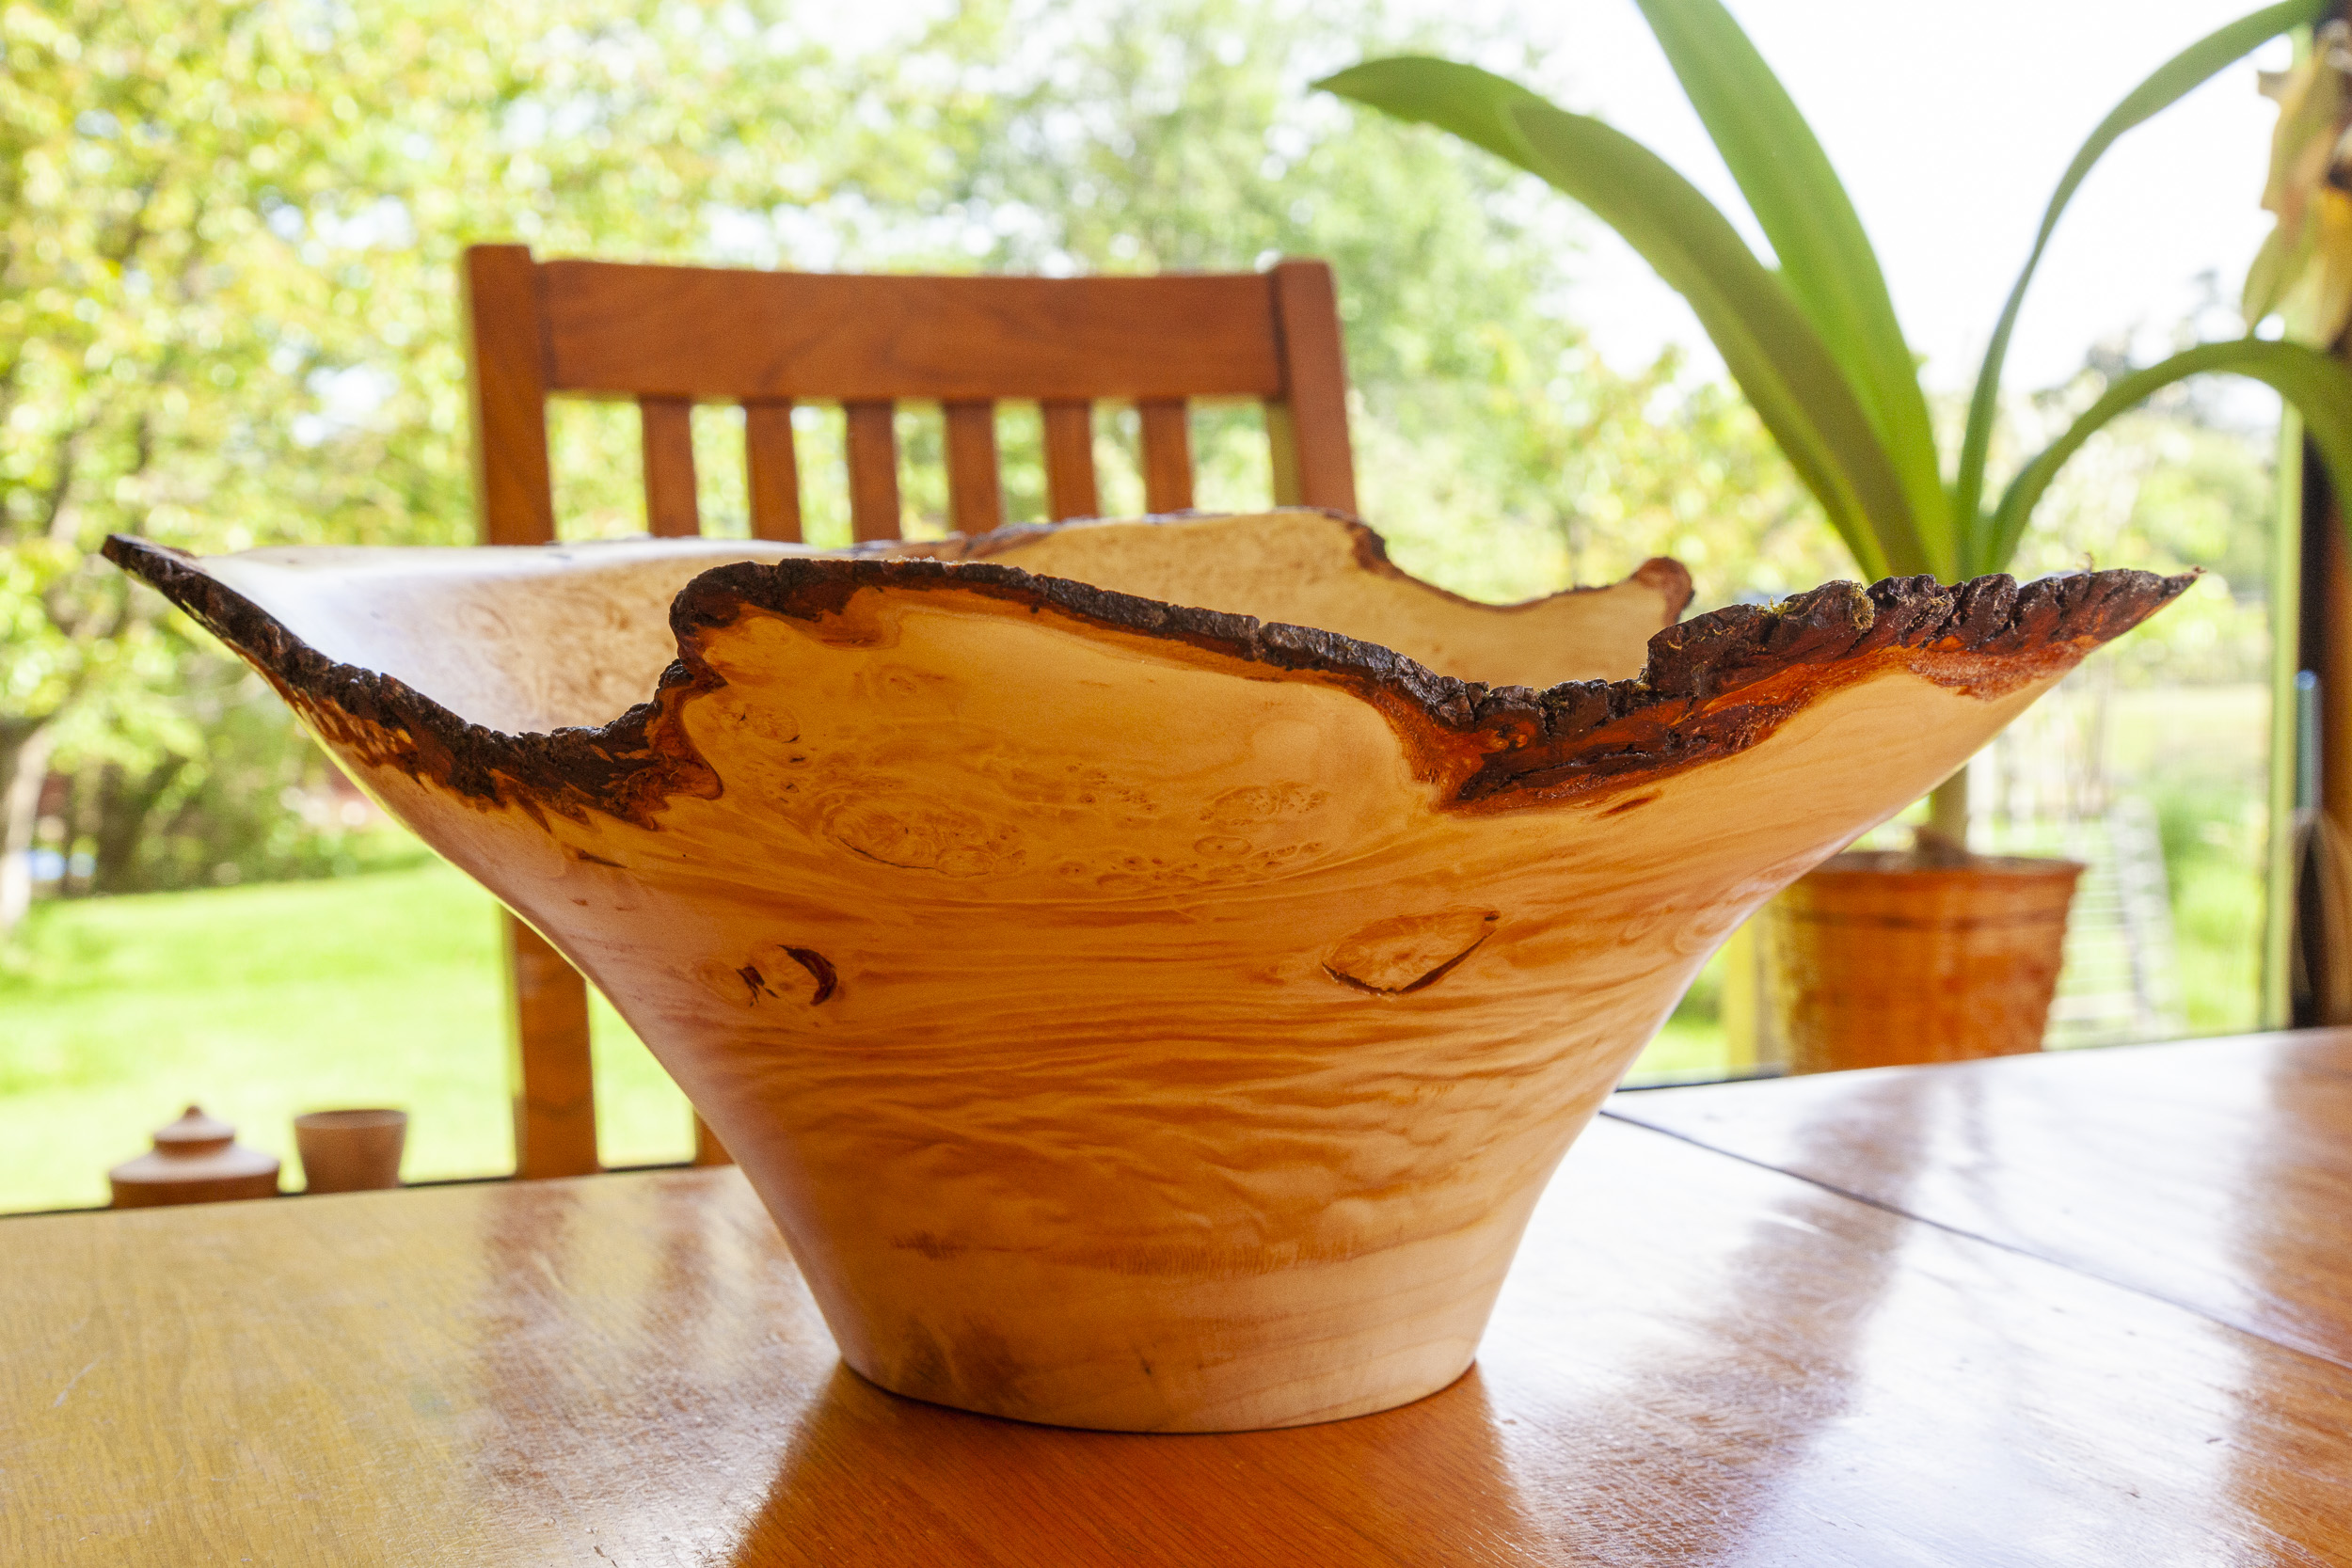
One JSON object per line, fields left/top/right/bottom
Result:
{"left": 1765, "top": 850, "right": 2086, "bottom": 1073}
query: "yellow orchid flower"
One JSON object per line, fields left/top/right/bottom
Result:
{"left": 2249, "top": 21, "right": 2352, "bottom": 344}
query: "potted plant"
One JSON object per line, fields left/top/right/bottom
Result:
{"left": 1321, "top": 0, "right": 2352, "bottom": 1070}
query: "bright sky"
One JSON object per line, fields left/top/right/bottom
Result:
{"left": 1512, "top": 0, "right": 2295, "bottom": 395}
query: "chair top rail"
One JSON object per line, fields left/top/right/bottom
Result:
{"left": 536, "top": 261, "right": 1287, "bottom": 404}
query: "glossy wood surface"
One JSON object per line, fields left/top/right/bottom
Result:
{"left": 1613, "top": 1028, "right": 2352, "bottom": 1375}
{"left": 14, "top": 1041, "right": 2352, "bottom": 1564}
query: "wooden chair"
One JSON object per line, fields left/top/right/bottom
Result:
{"left": 460, "top": 243, "right": 1359, "bottom": 1179}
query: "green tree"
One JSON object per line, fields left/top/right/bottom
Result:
{"left": 875, "top": 0, "right": 1825, "bottom": 599}
{"left": 0, "top": 0, "right": 912, "bottom": 926}
{"left": 6, "top": 0, "right": 1839, "bottom": 928}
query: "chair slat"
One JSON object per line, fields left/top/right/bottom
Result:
{"left": 464, "top": 245, "right": 558, "bottom": 546}
{"left": 1041, "top": 401, "right": 1099, "bottom": 521}
{"left": 1266, "top": 260, "right": 1358, "bottom": 515}
{"left": 845, "top": 402, "right": 902, "bottom": 541}
{"left": 640, "top": 397, "right": 700, "bottom": 537}
{"left": 467, "top": 245, "right": 1360, "bottom": 1190}
{"left": 540, "top": 265, "right": 1284, "bottom": 402}
{"left": 1138, "top": 399, "right": 1193, "bottom": 514}
{"left": 691, "top": 1115, "right": 734, "bottom": 1167}
{"left": 945, "top": 402, "right": 1004, "bottom": 536}
{"left": 1266, "top": 404, "right": 1302, "bottom": 508}
{"left": 744, "top": 402, "right": 803, "bottom": 543}
{"left": 504, "top": 919, "right": 599, "bottom": 1179}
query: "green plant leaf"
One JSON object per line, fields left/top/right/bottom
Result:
{"left": 1990, "top": 338, "right": 2352, "bottom": 570}
{"left": 1954, "top": 0, "right": 2328, "bottom": 570}
{"left": 1315, "top": 56, "right": 1550, "bottom": 173}
{"left": 1631, "top": 0, "right": 1949, "bottom": 562}
{"left": 1318, "top": 56, "right": 1931, "bottom": 578}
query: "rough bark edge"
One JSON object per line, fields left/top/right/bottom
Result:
{"left": 103, "top": 533, "right": 2192, "bottom": 827}
{"left": 103, "top": 535, "right": 716, "bottom": 829}
{"left": 947, "top": 507, "right": 1697, "bottom": 622}
{"left": 672, "top": 558, "right": 2194, "bottom": 807}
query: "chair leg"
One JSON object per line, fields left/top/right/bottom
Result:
{"left": 503, "top": 912, "right": 601, "bottom": 1180}
{"left": 691, "top": 1115, "right": 735, "bottom": 1167}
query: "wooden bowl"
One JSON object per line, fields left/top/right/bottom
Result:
{"left": 104, "top": 509, "right": 2187, "bottom": 1431}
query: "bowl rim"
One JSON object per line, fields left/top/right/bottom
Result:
{"left": 102, "top": 513, "right": 2191, "bottom": 827}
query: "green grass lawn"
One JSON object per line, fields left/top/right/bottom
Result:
{"left": 0, "top": 863, "right": 693, "bottom": 1212}
{"left": 0, "top": 863, "right": 1729, "bottom": 1213}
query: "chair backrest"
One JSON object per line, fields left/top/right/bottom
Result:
{"left": 460, "top": 244, "right": 1360, "bottom": 1179}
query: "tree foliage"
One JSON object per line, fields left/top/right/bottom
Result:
{"left": 3, "top": 0, "right": 1873, "bottom": 920}
{"left": 0, "top": 0, "right": 903, "bottom": 911}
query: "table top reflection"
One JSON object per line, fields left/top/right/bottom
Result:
{"left": 8, "top": 1031, "right": 2352, "bottom": 1565}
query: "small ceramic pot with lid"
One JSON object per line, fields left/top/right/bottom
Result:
{"left": 108, "top": 1106, "right": 281, "bottom": 1209}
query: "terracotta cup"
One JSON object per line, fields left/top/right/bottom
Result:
{"left": 294, "top": 1109, "right": 408, "bottom": 1194}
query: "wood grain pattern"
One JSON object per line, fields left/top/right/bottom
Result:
{"left": 537, "top": 263, "right": 1283, "bottom": 402}
{"left": 12, "top": 1092, "right": 2352, "bottom": 1565}
{"left": 745, "top": 402, "right": 803, "bottom": 544}
{"left": 639, "top": 397, "right": 699, "bottom": 537}
{"left": 1137, "top": 398, "right": 1192, "bottom": 513}
{"left": 1612, "top": 1029, "right": 2352, "bottom": 1376}
{"left": 103, "top": 515, "right": 2185, "bottom": 1432}
{"left": 844, "top": 401, "right": 901, "bottom": 542}
{"left": 1041, "top": 399, "right": 1098, "bottom": 520}
{"left": 943, "top": 401, "right": 1003, "bottom": 535}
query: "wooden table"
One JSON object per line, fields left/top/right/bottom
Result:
{"left": 9, "top": 1031, "right": 2352, "bottom": 1565}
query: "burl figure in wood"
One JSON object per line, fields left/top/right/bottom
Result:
{"left": 105, "top": 509, "right": 2186, "bottom": 1431}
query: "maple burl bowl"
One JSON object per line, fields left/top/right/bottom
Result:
{"left": 105, "top": 509, "right": 2185, "bottom": 1432}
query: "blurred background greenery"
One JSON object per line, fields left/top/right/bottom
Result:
{"left": 0, "top": 0, "right": 2283, "bottom": 1210}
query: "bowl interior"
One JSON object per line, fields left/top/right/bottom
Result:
{"left": 193, "top": 511, "right": 1686, "bottom": 736}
